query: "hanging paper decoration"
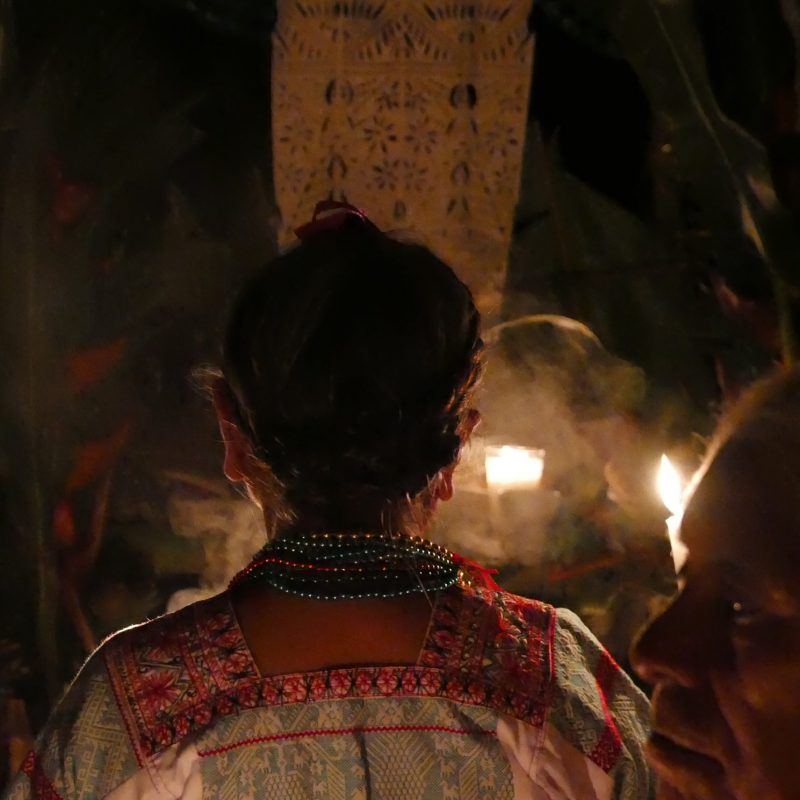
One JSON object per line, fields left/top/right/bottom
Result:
{"left": 272, "top": 1, "right": 535, "bottom": 312}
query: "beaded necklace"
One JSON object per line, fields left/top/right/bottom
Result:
{"left": 229, "top": 531, "right": 460, "bottom": 600}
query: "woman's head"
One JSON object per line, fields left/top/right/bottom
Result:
{"left": 213, "top": 207, "right": 482, "bottom": 533}
{"left": 631, "top": 365, "right": 800, "bottom": 800}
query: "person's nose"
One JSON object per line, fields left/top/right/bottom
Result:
{"left": 630, "top": 591, "right": 707, "bottom": 689}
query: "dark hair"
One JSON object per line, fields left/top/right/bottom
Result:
{"left": 220, "top": 215, "right": 482, "bottom": 528}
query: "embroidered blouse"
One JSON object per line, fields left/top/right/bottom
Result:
{"left": 5, "top": 582, "right": 652, "bottom": 799}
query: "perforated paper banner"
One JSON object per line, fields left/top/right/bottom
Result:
{"left": 272, "top": 1, "right": 535, "bottom": 312}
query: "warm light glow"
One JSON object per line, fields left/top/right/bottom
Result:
{"left": 657, "top": 454, "right": 688, "bottom": 571}
{"left": 657, "top": 454, "right": 683, "bottom": 516}
{"left": 485, "top": 445, "right": 545, "bottom": 490}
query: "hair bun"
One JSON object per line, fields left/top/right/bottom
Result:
{"left": 221, "top": 212, "right": 482, "bottom": 525}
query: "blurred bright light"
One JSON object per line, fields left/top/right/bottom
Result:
{"left": 657, "top": 454, "right": 683, "bottom": 516}
{"left": 485, "top": 445, "right": 545, "bottom": 490}
{"left": 657, "top": 454, "right": 688, "bottom": 571}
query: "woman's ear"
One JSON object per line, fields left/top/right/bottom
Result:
{"left": 434, "top": 409, "right": 481, "bottom": 503}
{"left": 211, "top": 378, "right": 252, "bottom": 483}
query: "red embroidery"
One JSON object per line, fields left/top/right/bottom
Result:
{"left": 20, "top": 752, "right": 64, "bottom": 800}
{"left": 590, "top": 724, "right": 624, "bottom": 773}
{"left": 330, "top": 671, "right": 353, "bottom": 697}
{"left": 137, "top": 670, "right": 181, "bottom": 716}
{"left": 452, "top": 553, "right": 500, "bottom": 590}
{"left": 421, "top": 586, "right": 553, "bottom": 727}
{"left": 589, "top": 649, "right": 624, "bottom": 771}
{"left": 376, "top": 667, "right": 399, "bottom": 695}
{"left": 105, "top": 584, "right": 557, "bottom": 758}
{"left": 594, "top": 647, "right": 621, "bottom": 698}
{"left": 197, "top": 724, "right": 497, "bottom": 757}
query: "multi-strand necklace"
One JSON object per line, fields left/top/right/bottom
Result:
{"left": 229, "top": 531, "right": 460, "bottom": 600}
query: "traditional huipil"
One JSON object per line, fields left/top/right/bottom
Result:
{"left": 6, "top": 564, "right": 651, "bottom": 800}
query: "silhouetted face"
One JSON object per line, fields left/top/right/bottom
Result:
{"left": 631, "top": 434, "right": 800, "bottom": 800}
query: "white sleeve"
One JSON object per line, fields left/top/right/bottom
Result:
{"left": 497, "top": 715, "right": 614, "bottom": 800}
{"left": 104, "top": 739, "right": 202, "bottom": 800}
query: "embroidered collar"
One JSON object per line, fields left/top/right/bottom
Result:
{"left": 104, "top": 579, "right": 556, "bottom": 762}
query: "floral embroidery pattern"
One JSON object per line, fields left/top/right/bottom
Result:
{"left": 105, "top": 594, "right": 260, "bottom": 760}
{"left": 105, "top": 579, "right": 556, "bottom": 759}
{"left": 104, "top": 573, "right": 631, "bottom": 777}
{"left": 421, "top": 585, "right": 555, "bottom": 728}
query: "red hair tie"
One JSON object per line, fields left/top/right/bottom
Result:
{"left": 452, "top": 553, "right": 501, "bottom": 591}
{"left": 294, "top": 199, "right": 377, "bottom": 240}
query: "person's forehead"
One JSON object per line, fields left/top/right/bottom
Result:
{"left": 681, "top": 439, "right": 800, "bottom": 569}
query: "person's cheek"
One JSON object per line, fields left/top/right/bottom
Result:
{"left": 648, "top": 753, "right": 733, "bottom": 800}
{"left": 732, "top": 622, "right": 800, "bottom": 712}
{"left": 715, "top": 632, "right": 800, "bottom": 799}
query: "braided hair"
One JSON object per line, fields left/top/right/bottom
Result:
{"left": 220, "top": 214, "right": 483, "bottom": 530}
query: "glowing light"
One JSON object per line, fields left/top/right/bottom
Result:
{"left": 485, "top": 445, "right": 545, "bottom": 490}
{"left": 657, "top": 454, "right": 688, "bottom": 571}
{"left": 657, "top": 454, "right": 683, "bottom": 516}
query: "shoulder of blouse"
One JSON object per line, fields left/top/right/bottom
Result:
{"left": 7, "top": 645, "right": 139, "bottom": 800}
{"left": 548, "top": 607, "right": 654, "bottom": 796}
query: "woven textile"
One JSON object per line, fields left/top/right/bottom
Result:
{"left": 103, "top": 586, "right": 556, "bottom": 760}
{"left": 5, "top": 577, "right": 652, "bottom": 799}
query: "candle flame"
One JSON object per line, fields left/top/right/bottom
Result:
{"left": 485, "top": 445, "right": 545, "bottom": 489}
{"left": 657, "top": 454, "right": 688, "bottom": 572}
{"left": 657, "top": 454, "right": 684, "bottom": 516}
